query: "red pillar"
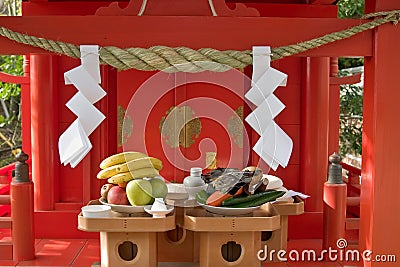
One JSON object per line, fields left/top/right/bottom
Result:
{"left": 21, "top": 56, "right": 31, "bottom": 155}
{"left": 360, "top": 1, "right": 400, "bottom": 266}
{"left": 328, "top": 58, "right": 340, "bottom": 155}
{"left": 300, "top": 57, "right": 330, "bottom": 212}
{"left": 11, "top": 181, "right": 35, "bottom": 261}
{"left": 30, "top": 54, "right": 58, "bottom": 211}
{"left": 323, "top": 183, "right": 346, "bottom": 249}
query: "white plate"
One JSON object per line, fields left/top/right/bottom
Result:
{"left": 198, "top": 203, "right": 261, "bottom": 216}
{"left": 99, "top": 198, "right": 145, "bottom": 213}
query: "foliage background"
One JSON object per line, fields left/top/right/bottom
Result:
{"left": 337, "top": 0, "right": 364, "bottom": 158}
{"left": 0, "top": 56, "right": 22, "bottom": 166}
{"left": 0, "top": 0, "right": 22, "bottom": 166}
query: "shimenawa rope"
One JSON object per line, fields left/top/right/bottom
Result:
{"left": 0, "top": 10, "right": 399, "bottom": 72}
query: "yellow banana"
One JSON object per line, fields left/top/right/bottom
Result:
{"left": 97, "top": 157, "right": 162, "bottom": 179}
{"left": 107, "top": 172, "right": 134, "bottom": 184}
{"left": 100, "top": 151, "right": 147, "bottom": 169}
{"left": 97, "top": 165, "right": 119, "bottom": 179}
{"left": 107, "top": 168, "right": 160, "bottom": 184}
{"left": 118, "top": 157, "right": 162, "bottom": 172}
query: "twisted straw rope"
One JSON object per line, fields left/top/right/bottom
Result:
{"left": 0, "top": 10, "right": 399, "bottom": 73}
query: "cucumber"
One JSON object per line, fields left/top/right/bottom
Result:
{"left": 195, "top": 190, "right": 210, "bottom": 205}
{"left": 222, "top": 190, "right": 278, "bottom": 207}
{"left": 225, "top": 191, "right": 285, "bottom": 208}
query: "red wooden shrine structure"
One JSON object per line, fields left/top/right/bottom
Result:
{"left": 0, "top": 0, "right": 399, "bottom": 266}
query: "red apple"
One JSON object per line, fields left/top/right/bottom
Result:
{"left": 107, "top": 186, "right": 129, "bottom": 205}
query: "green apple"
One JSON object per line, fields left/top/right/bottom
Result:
{"left": 149, "top": 178, "right": 168, "bottom": 199}
{"left": 126, "top": 179, "right": 153, "bottom": 206}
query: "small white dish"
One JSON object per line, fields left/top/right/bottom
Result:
{"left": 81, "top": 205, "right": 111, "bottom": 218}
{"left": 144, "top": 205, "right": 174, "bottom": 218}
{"left": 185, "top": 184, "right": 208, "bottom": 200}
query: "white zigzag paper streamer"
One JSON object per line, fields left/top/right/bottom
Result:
{"left": 245, "top": 46, "right": 292, "bottom": 171}
{"left": 58, "top": 45, "right": 106, "bottom": 168}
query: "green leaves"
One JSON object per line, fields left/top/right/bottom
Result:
{"left": 339, "top": 79, "right": 363, "bottom": 157}
{"left": 337, "top": 0, "right": 365, "bottom": 18}
{"left": 0, "top": 0, "right": 22, "bottom": 16}
{"left": 0, "top": 55, "right": 23, "bottom": 101}
{"left": 0, "top": 55, "right": 23, "bottom": 167}
{"left": 336, "top": 0, "right": 365, "bottom": 157}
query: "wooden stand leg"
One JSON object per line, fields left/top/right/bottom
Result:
{"left": 157, "top": 228, "right": 197, "bottom": 262}
{"left": 100, "top": 232, "right": 157, "bottom": 267}
{"left": 262, "top": 215, "right": 288, "bottom": 262}
{"left": 199, "top": 231, "right": 260, "bottom": 267}
{"left": 280, "top": 216, "right": 288, "bottom": 249}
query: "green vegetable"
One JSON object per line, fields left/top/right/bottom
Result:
{"left": 195, "top": 190, "right": 210, "bottom": 205}
{"left": 224, "top": 191, "right": 286, "bottom": 208}
{"left": 222, "top": 190, "right": 278, "bottom": 206}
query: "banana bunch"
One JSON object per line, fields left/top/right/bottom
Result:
{"left": 97, "top": 152, "right": 162, "bottom": 184}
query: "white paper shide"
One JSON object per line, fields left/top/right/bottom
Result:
{"left": 58, "top": 45, "right": 106, "bottom": 168}
{"left": 245, "top": 46, "right": 293, "bottom": 170}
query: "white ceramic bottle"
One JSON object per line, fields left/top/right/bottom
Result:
{"left": 183, "top": 167, "right": 205, "bottom": 187}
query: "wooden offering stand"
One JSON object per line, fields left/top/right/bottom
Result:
{"left": 78, "top": 198, "right": 304, "bottom": 267}
{"left": 182, "top": 204, "right": 280, "bottom": 267}
{"left": 78, "top": 200, "right": 176, "bottom": 267}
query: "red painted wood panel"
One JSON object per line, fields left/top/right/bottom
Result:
{"left": 117, "top": 69, "right": 178, "bottom": 180}
{"left": 182, "top": 78, "right": 246, "bottom": 176}
{"left": 118, "top": 69, "right": 249, "bottom": 182}
{"left": 23, "top": 2, "right": 337, "bottom": 18}
{"left": 22, "top": 2, "right": 111, "bottom": 16}
{"left": 235, "top": 3, "right": 337, "bottom": 18}
{"left": 360, "top": 1, "right": 400, "bottom": 266}
{"left": 34, "top": 211, "right": 98, "bottom": 239}
{"left": 289, "top": 211, "right": 323, "bottom": 239}
{"left": 0, "top": 16, "right": 372, "bottom": 58}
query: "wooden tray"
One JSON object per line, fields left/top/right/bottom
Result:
{"left": 271, "top": 196, "right": 304, "bottom": 216}
{"left": 182, "top": 203, "right": 280, "bottom": 232}
{"left": 78, "top": 200, "right": 176, "bottom": 233}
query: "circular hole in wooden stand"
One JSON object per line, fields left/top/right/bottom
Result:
{"left": 165, "top": 225, "right": 186, "bottom": 244}
{"left": 261, "top": 231, "right": 273, "bottom": 241}
{"left": 118, "top": 241, "right": 138, "bottom": 261}
{"left": 221, "top": 241, "right": 242, "bottom": 262}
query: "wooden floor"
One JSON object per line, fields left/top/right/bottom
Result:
{"left": 0, "top": 237, "right": 361, "bottom": 267}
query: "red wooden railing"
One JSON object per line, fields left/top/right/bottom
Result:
{"left": 0, "top": 162, "right": 15, "bottom": 260}
{"left": 342, "top": 162, "right": 361, "bottom": 215}
{"left": 342, "top": 161, "right": 361, "bottom": 248}
{"left": 0, "top": 159, "right": 34, "bottom": 261}
{"left": 0, "top": 162, "right": 15, "bottom": 217}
